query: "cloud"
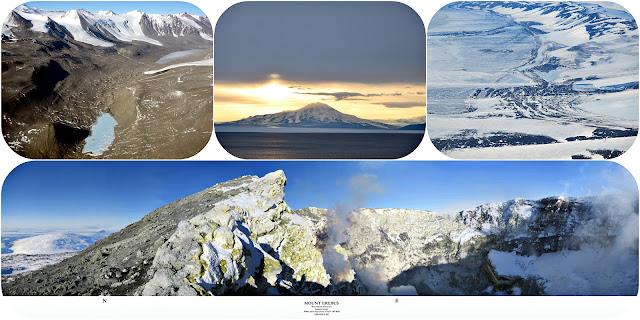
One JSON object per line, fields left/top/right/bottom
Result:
{"left": 300, "top": 91, "right": 367, "bottom": 101}
{"left": 373, "top": 101, "right": 425, "bottom": 108}
{"left": 301, "top": 91, "right": 404, "bottom": 101}
{"left": 214, "top": 93, "right": 263, "bottom": 105}
{"left": 288, "top": 85, "right": 310, "bottom": 90}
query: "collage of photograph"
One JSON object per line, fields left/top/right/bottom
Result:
{"left": 0, "top": 1, "right": 638, "bottom": 319}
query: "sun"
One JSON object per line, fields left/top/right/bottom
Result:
{"left": 252, "top": 82, "right": 297, "bottom": 101}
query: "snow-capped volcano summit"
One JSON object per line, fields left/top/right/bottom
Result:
{"left": 219, "top": 102, "right": 396, "bottom": 129}
{"left": 2, "top": 4, "right": 212, "bottom": 46}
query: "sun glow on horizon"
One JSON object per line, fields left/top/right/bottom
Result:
{"left": 215, "top": 78, "right": 426, "bottom": 123}
{"left": 250, "top": 82, "right": 299, "bottom": 101}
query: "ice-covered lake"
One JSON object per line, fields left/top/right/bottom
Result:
{"left": 156, "top": 49, "right": 204, "bottom": 64}
{"left": 82, "top": 112, "right": 117, "bottom": 156}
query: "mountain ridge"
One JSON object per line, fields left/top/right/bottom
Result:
{"left": 2, "top": 4, "right": 213, "bottom": 47}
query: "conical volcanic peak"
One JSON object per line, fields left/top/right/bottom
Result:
{"left": 221, "top": 102, "right": 395, "bottom": 129}
{"left": 299, "top": 102, "right": 338, "bottom": 112}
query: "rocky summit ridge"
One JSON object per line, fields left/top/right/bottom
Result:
{"left": 2, "top": 171, "right": 637, "bottom": 295}
{"left": 2, "top": 171, "right": 358, "bottom": 295}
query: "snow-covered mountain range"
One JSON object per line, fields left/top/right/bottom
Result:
{"left": 217, "top": 102, "right": 398, "bottom": 129}
{"left": 2, "top": 171, "right": 637, "bottom": 295}
{"left": 2, "top": 4, "right": 212, "bottom": 46}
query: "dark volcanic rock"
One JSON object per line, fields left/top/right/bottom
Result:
{"left": 1, "top": 175, "right": 255, "bottom": 295}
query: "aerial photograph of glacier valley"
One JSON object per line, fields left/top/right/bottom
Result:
{"left": 1, "top": 1, "right": 213, "bottom": 158}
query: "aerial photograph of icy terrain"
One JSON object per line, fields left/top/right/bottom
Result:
{"left": 2, "top": 161, "right": 637, "bottom": 296}
{"left": 1, "top": 2, "right": 213, "bottom": 158}
{"left": 428, "top": 1, "right": 638, "bottom": 159}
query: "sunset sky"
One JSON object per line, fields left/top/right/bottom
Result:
{"left": 214, "top": 2, "right": 426, "bottom": 123}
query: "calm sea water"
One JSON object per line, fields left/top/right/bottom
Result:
{"left": 216, "top": 132, "right": 424, "bottom": 159}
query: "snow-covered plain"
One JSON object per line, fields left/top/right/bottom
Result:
{"left": 2, "top": 252, "right": 77, "bottom": 278}
{"left": 444, "top": 136, "right": 636, "bottom": 160}
{"left": 427, "top": 1, "right": 638, "bottom": 159}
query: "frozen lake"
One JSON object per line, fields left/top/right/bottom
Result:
{"left": 82, "top": 112, "right": 117, "bottom": 156}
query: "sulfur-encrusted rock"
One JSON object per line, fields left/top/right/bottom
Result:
{"left": 140, "top": 170, "right": 331, "bottom": 295}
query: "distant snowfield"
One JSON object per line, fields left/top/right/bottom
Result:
{"left": 443, "top": 136, "right": 636, "bottom": 160}
{"left": 2, "top": 252, "right": 77, "bottom": 277}
{"left": 575, "top": 90, "right": 639, "bottom": 120}
{"left": 1, "top": 231, "right": 109, "bottom": 277}
{"left": 10, "top": 233, "right": 96, "bottom": 254}
{"left": 429, "top": 113, "right": 599, "bottom": 141}
{"left": 144, "top": 58, "right": 213, "bottom": 75}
